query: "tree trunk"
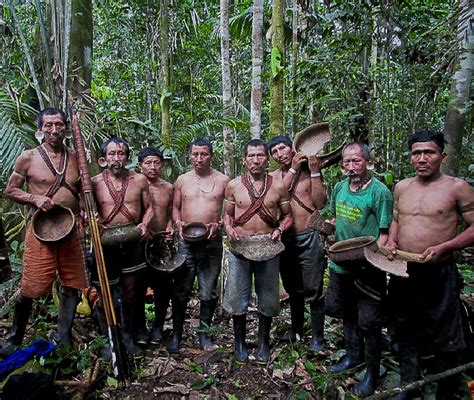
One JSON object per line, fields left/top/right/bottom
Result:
{"left": 220, "top": 0, "right": 234, "bottom": 177}
{"left": 250, "top": 0, "right": 264, "bottom": 139}
{"left": 443, "top": 0, "right": 473, "bottom": 176}
{"left": 269, "top": 0, "right": 285, "bottom": 138}
{"left": 290, "top": 0, "right": 299, "bottom": 137}
{"left": 160, "top": 0, "right": 171, "bottom": 147}
{"left": 70, "top": 0, "right": 92, "bottom": 106}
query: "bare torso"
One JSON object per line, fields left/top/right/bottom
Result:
{"left": 173, "top": 169, "right": 229, "bottom": 224}
{"left": 92, "top": 169, "right": 149, "bottom": 227}
{"left": 395, "top": 174, "right": 474, "bottom": 254}
{"left": 148, "top": 179, "right": 173, "bottom": 232}
{"left": 6, "top": 146, "right": 81, "bottom": 214}
{"left": 271, "top": 169, "right": 314, "bottom": 232}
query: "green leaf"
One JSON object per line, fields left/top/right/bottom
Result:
{"left": 107, "top": 376, "right": 118, "bottom": 388}
{"left": 271, "top": 47, "right": 283, "bottom": 78}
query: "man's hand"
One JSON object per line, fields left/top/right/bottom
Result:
{"left": 384, "top": 239, "right": 398, "bottom": 260}
{"left": 308, "top": 155, "right": 322, "bottom": 174}
{"left": 31, "top": 194, "right": 55, "bottom": 212}
{"left": 175, "top": 220, "right": 185, "bottom": 239}
{"left": 271, "top": 228, "right": 282, "bottom": 241}
{"left": 137, "top": 222, "right": 152, "bottom": 240}
{"left": 164, "top": 226, "right": 174, "bottom": 242}
{"left": 225, "top": 224, "right": 239, "bottom": 241}
{"left": 421, "top": 244, "right": 442, "bottom": 262}
{"left": 291, "top": 152, "right": 307, "bottom": 172}
{"left": 206, "top": 222, "right": 220, "bottom": 239}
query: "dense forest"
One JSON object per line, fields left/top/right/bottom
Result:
{"left": 0, "top": 0, "right": 473, "bottom": 398}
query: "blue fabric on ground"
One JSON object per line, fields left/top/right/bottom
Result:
{"left": 0, "top": 339, "right": 55, "bottom": 380}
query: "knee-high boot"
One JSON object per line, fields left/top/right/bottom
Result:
{"left": 56, "top": 287, "right": 80, "bottom": 347}
{"left": 329, "top": 321, "right": 363, "bottom": 372}
{"left": 0, "top": 296, "right": 33, "bottom": 357}
{"left": 233, "top": 314, "right": 248, "bottom": 362}
{"left": 166, "top": 302, "right": 186, "bottom": 353}
{"left": 256, "top": 313, "right": 272, "bottom": 362}
{"left": 395, "top": 343, "right": 420, "bottom": 400}
{"left": 279, "top": 295, "right": 304, "bottom": 342}
{"left": 353, "top": 330, "right": 381, "bottom": 397}
{"left": 149, "top": 289, "right": 169, "bottom": 344}
{"left": 121, "top": 302, "right": 143, "bottom": 358}
{"left": 198, "top": 299, "right": 217, "bottom": 350}
{"left": 309, "top": 299, "right": 325, "bottom": 352}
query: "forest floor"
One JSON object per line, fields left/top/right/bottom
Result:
{"left": 0, "top": 251, "right": 473, "bottom": 400}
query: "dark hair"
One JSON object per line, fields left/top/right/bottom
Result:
{"left": 408, "top": 130, "right": 446, "bottom": 152}
{"left": 100, "top": 136, "right": 131, "bottom": 159}
{"left": 188, "top": 138, "right": 213, "bottom": 155}
{"left": 37, "top": 108, "right": 67, "bottom": 128}
{"left": 342, "top": 142, "right": 371, "bottom": 160}
{"left": 244, "top": 138, "right": 268, "bottom": 156}
{"left": 268, "top": 135, "right": 292, "bottom": 153}
{"left": 138, "top": 147, "right": 163, "bottom": 163}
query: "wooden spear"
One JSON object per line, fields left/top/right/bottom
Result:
{"left": 69, "top": 105, "right": 130, "bottom": 382}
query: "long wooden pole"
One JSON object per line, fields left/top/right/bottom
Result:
{"left": 69, "top": 106, "right": 129, "bottom": 382}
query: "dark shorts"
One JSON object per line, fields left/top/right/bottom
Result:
{"left": 388, "top": 259, "right": 465, "bottom": 354}
{"left": 325, "top": 265, "right": 386, "bottom": 332}
{"left": 173, "top": 237, "right": 223, "bottom": 304}
{"left": 281, "top": 229, "right": 325, "bottom": 303}
{"left": 90, "top": 241, "right": 146, "bottom": 286}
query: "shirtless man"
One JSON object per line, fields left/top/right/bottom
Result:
{"left": 386, "top": 130, "right": 474, "bottom": 399}
{"left": 268, "top": 136, "right": 327, "bottom": 352}
{"left": 223, "top": 139, "right": 293, "bottom": 363}
{"left": 138, "top": 147, "right": 174, "bottom": 345}
{"left": 171, "top": 138, "right": 229, "bottom": 352}
{"left": 2, "top": 108, "right": 88, "bottom": 355}
{"left": 92, "top": 137, "right": 153, "bottom": 357}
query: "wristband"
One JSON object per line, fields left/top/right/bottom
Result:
{"left": 274, "top": 227, "right": 283, "bottom": 235}
{"left": 310, "top": 172, "right": 321, "bottom": 178}
{"left": 289, "top": 168, "right": 297, "bottom": 175}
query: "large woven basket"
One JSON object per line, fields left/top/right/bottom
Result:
{"left": 328, "top": 236, "right": 378, "bottom": 263}
{"left": 293, "top": 122, "right": 331, "bottom": 156}
{"left": 229, "top": 234, "right": 285, "bottom": 261}
{"left": 32, "top": 206, "right": 75, "bottom": 243}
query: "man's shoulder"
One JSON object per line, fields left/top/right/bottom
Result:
{"left": 370, "top": 177, "right": 391, "bottom": 193}
{"left": 394, "top": 177, "right": 415, "bottom": 191}
{"left": 91, "top": 172, "right": 104, "bottom": 183}
{"left": 213, "top": 169, "right": 230, "bottom": 184}
{"left": 227, "top": 176, "right": 241, "bottom": 189}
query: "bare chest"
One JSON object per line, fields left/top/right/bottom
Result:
{"left": 399, "top": 185, "right": 456, "bottom": 218}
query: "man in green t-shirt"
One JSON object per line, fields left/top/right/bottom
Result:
{"left": 325, "top": 143, "right": 393, "bottom": 397}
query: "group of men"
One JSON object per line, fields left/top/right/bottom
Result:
{"left": 1, "top": 107, "right": 473, "bottom": 399}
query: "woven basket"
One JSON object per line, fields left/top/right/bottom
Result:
{"left": 328, "top": 236, "right": 378, "bottom": 263}
{"left": 32, "top": 206, "right": 75, "bottom": 243}
{"left": 230, "top": 234, "right": 285, "bottom": 261}
{"left": 293, "top": 122, "right": 331, "bottom": 156}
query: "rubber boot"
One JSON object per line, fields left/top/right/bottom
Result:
{"left": 166, "top": 302, "right": 186, "bottom": 353}
{"left": 134, "top": 282, "right": 149, "bottom": 346}
{"left": 198, "top": 299, "right": 217, "bottom": 350}
{"left": 329, "top": 321, "right": 363, "bottom": 372}
{"left": 279, "top": 295, "right": 304, "bottom": 343}
{"left": 121, "top": 302, "right": 143, "bottom": 358}
{"left": 0, "top": 296, "right": 33, "bottom": 358}
{"left": 56, "top": 287, "right": 80, "bottom": 347}
{"left": 233, "top": 314, "right": 248, "bottom": 362}
{"left": 353, "top": 330, "right": 381, "bottom": 397}
{"left": 149, "top": 291, "right": 169, "bottom": 345}
{"left": 256, "top": 313, "right": 272, "bottom": 363}
{"left": 395, "top": 343, "right": 420, "bottom": 400}
{"left": 309, "top": 300, "right": 325, "bottom": 352}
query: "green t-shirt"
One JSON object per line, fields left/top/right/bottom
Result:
{"left": 329, "top": 177, "right": 393, "bottom": 273}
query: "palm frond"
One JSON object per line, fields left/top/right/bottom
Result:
{"left": 0, "top": 110, "right": 29, "bottom": 179}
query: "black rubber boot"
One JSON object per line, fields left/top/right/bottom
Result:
{"left": 198, "top": 299, "right": 217, "bottom": 350}
{"left": 395, "top": 343, "right": 420, "bottom": 400}
{"left": 149, "top": 291, "right": 169, "bottom": 345}
{"left": 353, "top": 330, "right": 381, "bottom": 397}
{"left": 308, "top": 300, "right": 325, "bottom": 352}
{"left": 329, "top": 321, "right": 363, "bottom": 373}
{"left": 166, "top": 302, "right": 186, "bottom": 353}
{"left": 256, "top": 313, "right": 272, "bottom": 363}
{"left": 233, "top": 314, "right": 248, "bottom": 362}
{"left": 56, "top": 287, "right": 80, "bottom": 347}
{"left": 121, "top": 302, "right": 143, "bottom": 358}
{"left": 0, "top": 296, "right": 33, "bottom": 358}
{"left": 279, "top": 295, "right": 304, "bottom": 343}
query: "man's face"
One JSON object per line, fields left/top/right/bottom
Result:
{"left": 41, "top": 114, "right": 66, "bottom": 146}
{"left": 190, "top": 145, "right": 212, "bottom": 172}
{"left": 270, "top": 142, "right": 293, "bottom": 167}
{"left": 342, "top": 145, "right": 368, "bottom": 181}
{"left": 140, "top": 155, "right": 162, "bottom": 180}
{"left": 244, "top": 145, "right": 268, "bottom": 175}
{"left": 104, "top": 142, "right": 129, "bottom": 173}
{"left": 410, "top": 141, "right": 445, "bottom": 178}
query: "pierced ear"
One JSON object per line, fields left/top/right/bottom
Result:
{"left": 65, "top": 130, "right": 72, "bottom": 140}
{"left": 366, "top": 162, "right": 375, "bottom": 171}
{"left": 98, "top": 157, "right": 107, "bottom": 168}
{"left": 34, "top": 130, "right": 44, "bottom": 144}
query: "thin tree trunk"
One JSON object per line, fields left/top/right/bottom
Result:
{"left": 220, "top": 0, "right": 234, "bottom": 177}
{"left": 443, "top": 0, "right": 473, "bottom": 176}
{"left": 269, "top": 0, "right": 285, "bottom": 138}
{"left": 62, "top": 0, "right": 72, "bottom": 109}
{"left": 250, "top": 0, "right": 263, "bottom": 139}
{"left": 290, "top": 0, "right": 299, "bottom": 137}
{"left": 160, "top": 0, "right": 171, "bottom": 146}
